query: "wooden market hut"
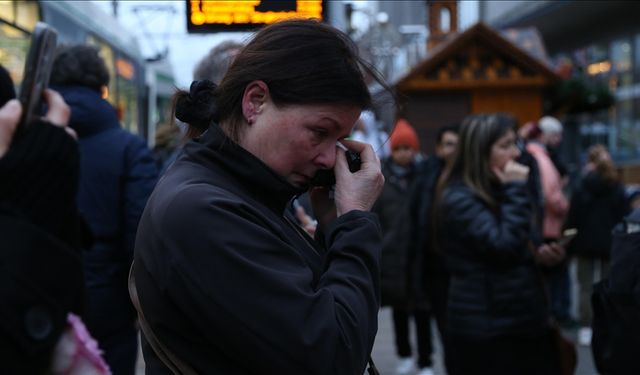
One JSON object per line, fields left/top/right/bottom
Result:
{"left": 395, "top": 22, "right": 561, "bottom": 154}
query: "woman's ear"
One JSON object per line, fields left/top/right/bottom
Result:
{"left": 101, "top": 85, "right": 109, "bottom": 100}
{"left": 242, "top": 80, "right": 269, "bottom": 125}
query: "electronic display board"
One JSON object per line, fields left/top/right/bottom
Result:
{"left": 187, "top": 0, "right": 327, "bottom": 32}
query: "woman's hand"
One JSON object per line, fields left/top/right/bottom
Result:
{"left": 0, "top": 99, "right": 21, "bottom": 158}
{"left": 294, "top": 203, "right": 317, "bottom": 236}
{"left": 534, "top": 242, "right": 565, "bottom": 267}
{"left": 333, "top": 139, "right": 384, "bottom": 217}
{"left": 493, "top": 160, "right": 529, "bottom": 184}
{"left": 0, "top": 89, "right": 74, "bottom": 158}
{"left": 43, "top": 89, "right": 75, "bottom": 139}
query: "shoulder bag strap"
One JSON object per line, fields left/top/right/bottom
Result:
{"left": 367, "top": 357, "right": 380, "bottom": 375}
{"left": 128, "top": 261, "right": 197, "bottom": 375}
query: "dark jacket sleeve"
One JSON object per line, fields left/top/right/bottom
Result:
{"left": 159, "top": 189, "right": 381, "bottom": 375}
{"left": 441, "top": 182, "right": 531, "bottom": 265}
{"left": 123, "top": 135, "right": 157, "bottom": 259}
{"left": 0, "top": 123, "right": 81, "bottom": 248}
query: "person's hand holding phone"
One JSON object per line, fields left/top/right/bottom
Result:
{"left": 332, "top": 139, "right": 384, "bottom": 217}
{"left": 534, "top": 242, "right": 566, "bottom": 267}
{"left": 0, "top": 89, "right": 73, "bottom": 158}
{"left": 42, "top": 89, "right": 74, "bottom": 138}
{"left": 493, "top": 160, "right": 529, "bottom": 184}
{"left": 0, "top": 100, "right": 21, "bottom": 158}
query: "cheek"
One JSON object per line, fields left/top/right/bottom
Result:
{"left": 490, "top": 150, "right": 507, "bottom": 169}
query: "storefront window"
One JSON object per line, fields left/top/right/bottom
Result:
{"left": 611, "top": 38, "right": 633, "bottom": 92}
{"left": 587, "top": 44, "right": 608, "bottom": 64}
{"left": 634, "top": 97, "right": 640, "bottom": 158}
{"left": 611, "top": 98, "right": 637, "bottom": 161}
{"left": 635, "top": 34, "right": 640, "bottom": 75}
{"left": 611, "top": 39, "right": 632, "bottom": 73}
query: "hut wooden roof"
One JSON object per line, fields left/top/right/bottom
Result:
{"left": 396, "top": 22, "right": 560, "bottom": 92}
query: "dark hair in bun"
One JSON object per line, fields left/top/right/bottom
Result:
{"left": 173, "top": 80, "right": 218, "bottom": 138}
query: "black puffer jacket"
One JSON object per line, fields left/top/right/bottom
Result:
{"left": 438, "top": 180, "right": 549, "bottom": 339}
{"left": 565, "top": 172, "right": 629, "bottom": 259}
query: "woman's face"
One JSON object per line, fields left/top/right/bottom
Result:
{"left": 391, "top": 146, "right": 415, "bottom": 167}
{"left": 241, "top": 97, "right": 361, "bottom": 188}
{"left": 489, "top": 129, "right": 520, "bottom": 172}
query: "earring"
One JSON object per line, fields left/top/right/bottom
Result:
{"left": 247, "top": 117, "right": 253, "bottom": 125}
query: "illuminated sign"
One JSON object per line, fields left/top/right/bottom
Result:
{"left": 116, "top": 58, "right": 135, "bottom": 80}
{"left": 187, "top": 0, "right": 326, "bottom": 32}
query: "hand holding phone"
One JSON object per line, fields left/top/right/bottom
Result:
{"left": 310, "top": 141, "right": 361, "bottom": 187}
{"left": 18, "top": 22, "right": 58, "bottom": 132}
{"left": 557, "top": 228, "right": 578, "bottom": 247}
{"left": 332, "top": 139, "right": 384, "bottom": 216}
{"left": 535, "top": 242, "right": 566, "bottom": 267}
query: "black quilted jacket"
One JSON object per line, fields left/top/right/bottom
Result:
{"left": 438, "top": 180, "right": 550, "bottom": 339}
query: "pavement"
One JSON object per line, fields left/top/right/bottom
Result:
{"left": 135, "top": 306, "right": 599, "bottom": 374}
{"left": 372, "top": 307, "right": 599, "bottom": 375}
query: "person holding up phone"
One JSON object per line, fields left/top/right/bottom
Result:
{"left": 133, "top": 20, "right": 388, "bottom": 374}
{"left": 433, "top": 114, "right": 561, "bottom": 375}
{"left": 0, "top": 66, "right": 109, "bottom": 374}
{"left": 49, "top": 44, "right": 158, "bottom": 375}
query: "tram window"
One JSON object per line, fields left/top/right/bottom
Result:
{"left": 15, "top": 1, "right": 38, "bottom": 31}
{"left": 0, "top": 23, "right": 30, "bottom": 88}
{"left": 87, "top": 36, "right": 117, "bottom": 107}
{"left": 0, "top": 2, "right": 13, "bottom": 22}
{"left": 117, "top": 76, "right": 139, "bottom": 134}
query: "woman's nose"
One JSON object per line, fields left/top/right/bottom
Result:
{"left": 314, "top": 143, "right": 337, "bottom": 169}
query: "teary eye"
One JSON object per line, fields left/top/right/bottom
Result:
{"left": 312, "top": 128, "right": 328, "bottom": 138}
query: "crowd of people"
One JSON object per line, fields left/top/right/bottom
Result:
{"left": 377, "top": 111, "right": 638, "bottom": 375}
{"left": 2, "top": 17, "right": 639, "bottom": 375}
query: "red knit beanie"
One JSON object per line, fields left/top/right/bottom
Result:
{"left": 390, "top": 119, "right": 419, "bottom": 151}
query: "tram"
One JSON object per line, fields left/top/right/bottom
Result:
{"left": 0, "top": 0, "right": 175, "bottom": 143}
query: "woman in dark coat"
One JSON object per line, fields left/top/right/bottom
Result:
{"left": 565, "top": 144, "right": 629, "bottom": 344}
{"left": 434, "top": 113, "right": 560, "bottom": 375}
{"left": 0, "top": 82, "right": 107, "bottom": 373}
{"left": 133, "top": 20, "right": 387, "bottom": 375}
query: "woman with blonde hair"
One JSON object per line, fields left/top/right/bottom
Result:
{"left": 434, "top": 113, "right": 561, "bottom": 374}
{"left": 565, "top": 144, "right": 629, "bottom": 345}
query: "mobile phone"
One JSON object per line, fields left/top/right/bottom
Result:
{"left": 18, "top": 22, "right": 58, "bottom": 131}
{"left": 557, "top": 228, "right": 578, "bottom": 247}
{"left": 310, "top": 142, "right": 361, "bottom": 187}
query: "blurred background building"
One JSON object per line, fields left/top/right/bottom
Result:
{"left": 480, "top": 0, "right": 640, "bottom": 181}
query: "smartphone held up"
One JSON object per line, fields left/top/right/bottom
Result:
{"left": 557, "top": 228, "right": 578, "bottom": 247}
{"left": 18, "top": 22, "right": 58, "bottom": 132}
{"left": 310, "top": 142, "right": 361, "bottom": 187}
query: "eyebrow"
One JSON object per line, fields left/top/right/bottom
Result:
{"left": 319, "top": 117, "right": 351, "bottom": 138}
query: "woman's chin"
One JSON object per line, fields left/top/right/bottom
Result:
{"left": 288, "top": 174, "right": 311, "bottom": 189}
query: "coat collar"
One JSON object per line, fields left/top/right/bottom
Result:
{"left": 52, "top": 85, "right": 120, "bottom": 138}
{"left": 183, "top": 124, "right": 304, "bottom": 215}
